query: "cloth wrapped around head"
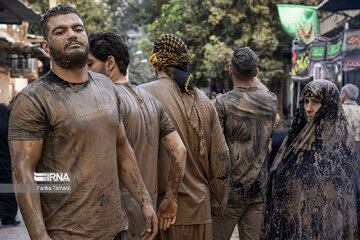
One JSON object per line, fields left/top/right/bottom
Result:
{"left": 150, "top": 34, "right": 194, "bottom": 94}
{"left": 264, "top": 80, "right": 359, "bottom": 239}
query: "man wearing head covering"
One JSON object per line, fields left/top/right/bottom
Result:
{"left": 141, "top": 34, "right": 230, "bottom": 239}
{"left": 341, "top": 84, "right": 360, "bottom": 157}
{"left": 87, "top": 31, "right": 187, "bottom": 239}
{"left": 212, "top": 48, "right": 277, "bottom": 240}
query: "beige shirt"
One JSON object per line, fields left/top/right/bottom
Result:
{"left": 214, "top": 86, "right": 277, "bottom": 204}
{"left": 115, "top": 82, "right": 175, "bottom": 238}
{"left": 141, "top": 76, "right": 230, "bottom": 225}
{"left": 343, "top": 100, "right": 360, "bottom": 142}
{"left": 9, "top": 71, "right": 128, "bottom": 240}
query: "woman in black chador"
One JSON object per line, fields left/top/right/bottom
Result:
{"left": 263, "top": 80, "right": 359, "bottom": 239}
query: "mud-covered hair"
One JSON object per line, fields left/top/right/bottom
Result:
{"left": 231, "top": 48, "right": 257, "bottom": 79}
{"left": 41, "top": 5, "right": 82, "bottom": 41}
{"left": 88, "top": 31, "right": 130, "bottom": 76}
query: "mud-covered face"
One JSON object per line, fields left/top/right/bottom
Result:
{"left": 87, "top": 53, "right": 106, "bottom": 75}
{"left": 43, "top": 13, "right": 89, "bottom": 69}
{"left": 304, "top": 96, "right": 321, "bottom": 121}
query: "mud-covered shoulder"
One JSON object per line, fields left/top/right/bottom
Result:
{"left": 261, "top": 88, "right": 278, "bottom": 103}
{"left": 17, "top": 74, "right": 50, "bottom": 97}
{"left": 88, "top": 71, "right": 114, "bottom": 90}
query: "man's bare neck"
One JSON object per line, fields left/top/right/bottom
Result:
{"left": 52, "top": 63, "right": 88, "bottom": 83}
{"left": 157, "top": 71, "right": 168, "bottom": 79}
{"left": 111, "top": 73, "right": 127, "bottom": 84}
{"left": 233, "top": 77, "right": 255, "bottom": 88}
{"left": 107, "top": 67, "right": 127, "bottom": 84}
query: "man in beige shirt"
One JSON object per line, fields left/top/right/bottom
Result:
{"left": 341, "top": 83, "right": 360, "bottom": 157}
{"left": 141, "top": 34, "right": 230, "bottom": 240}
{"left": 88, "top": 31, "right": 186, "bottom": 239}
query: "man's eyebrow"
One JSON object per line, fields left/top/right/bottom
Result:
{"left": 51, "top": 24, "right": 84, "bottom": 34}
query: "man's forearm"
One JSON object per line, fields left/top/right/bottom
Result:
{"left": 10, "top": 140, "right": 49, "bottom": 239}
{"left": 16, "top": 189, "right": 48, "bottom": 238}
{"left": 117, "top": 141, "right": 152, "bottom": 205}
{"left": 161, "top": 132, "right": 186, "bottom": 200}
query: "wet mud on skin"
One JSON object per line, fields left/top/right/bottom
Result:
{"left": 141, "top": 76, "right": 230, "bottom": 224}
{"left": 213, "top": 86, "right": 277, "bottom": 204}
{"left": 263, "top": 80, "right": 359, "bottom": 239}
{"left": 115, "top": 82, "right": 175, "bottom": 238}
{"left": 9, "top": 71, "right": 128, "bottom": 239}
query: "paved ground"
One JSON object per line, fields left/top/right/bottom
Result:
{"left": 0, "top": 210, "right": 30, "bottom": 240}
{"left": 0, "top": 209, "right": 239, "bottom": 239}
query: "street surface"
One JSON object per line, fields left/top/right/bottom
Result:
{"left": 0, "top": 209, "right": 239, "bottom": 239}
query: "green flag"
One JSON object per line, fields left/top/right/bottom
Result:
{"left": 277, "top": 4, "right": 319, "bottom": 44}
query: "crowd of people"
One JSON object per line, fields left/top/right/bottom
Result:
{"left": 1, "top": 4, "right": 360, "bottom": 240}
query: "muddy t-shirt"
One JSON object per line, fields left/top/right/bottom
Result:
{"left": 343, "top": 100, "right": 360, "bottom": 142}
{"left": 141, "top": 77, "right": 230, "bottom": 225}
{"left": 214, "top": 86, "right": 277, "bottom": 205}
{"left": 115, "top": 82, "right": 175, "bottom": 237}
{"left": 8, "top": 71, "right": 128, "bottom": 240}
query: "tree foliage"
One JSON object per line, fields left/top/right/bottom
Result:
{"left": 141, "top": 0, "right": 322, "bottom": 90}
{"left": 25, "top": 0, "right": 324, "bottom": 88}
{"left": 26, "top": 0, "right": 111, "bottom": 35}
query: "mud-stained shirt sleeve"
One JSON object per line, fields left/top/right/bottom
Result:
{"left": 114, "top": 86, "right": 124, "bottom": 123}
{"left": 8, "top": 93, "right": 46, "bottom": 140}
{"left": 158, "top": 100, "right": 176, "bottom": 139}
{"left": 208, "top": 102, "right": 230, "bottom": 216}
{"left": 213, "top": 97, "right": 225, "bottom": 131}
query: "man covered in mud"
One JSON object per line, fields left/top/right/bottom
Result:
{"left": 87, "top": 31, "right": 187, "bottom": 239}
{"left": 141, "top": 34, "right": 230, "bottom": 239}
{"left": 8, "top": 5, "right": 157, "bottom": 240}
{"left": 341, "top": 84, "right": 360, "bottom": 157}
{"left": 213, "top": 48, "right": 277, "bottom": 240}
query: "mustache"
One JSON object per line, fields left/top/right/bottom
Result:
{"left": 64, "top": 40, "right": 84, "bottom": 50}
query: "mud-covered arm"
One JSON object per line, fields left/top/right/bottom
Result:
{"left": 8, "top": 93, "right": 51, "bottom": 239}
{"left": 160, "top": 131, "right": 186, "bottom": 200}
{"left": 157, "top": 131, "right": 186, "bottom": 229}
{"left": 209, "top": 104, "right": 230, "bottom": 216}
{"left": 10, "top": 140, "right": 51, "bottom": 240}
{"left": 116, "top": 122, "right": 158, "bottom": 238}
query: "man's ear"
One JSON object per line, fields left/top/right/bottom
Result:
{"left": 254, "top": 68, "right": 259, "bottom": 77}
{"left": 42, "top": 40, "right": 50, "bottom": 54}
{"left": 229, "top": 65, "right": 233, "bottom": 77}
{"left": 106, "top": 55, "right": 116, "bottom": 72}
{"left": 341, "top": 91, "right": 346, "bottom": 100}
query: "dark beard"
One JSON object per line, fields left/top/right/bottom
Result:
{"left": 50, "top": 43, "right": 89, "bottom": 69}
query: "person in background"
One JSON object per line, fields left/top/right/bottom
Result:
{"left": 263, "top": 80, "right": 359, "bottom": 239}
{"left": 0, "top": 103, "right": 20, "bottom": 226}
{"left": 88, "top": 31, "right": 186, "bottom": 239}
{"left": 213, "top": 48, "right": 277, "bottom": 240}
{"left": 341, "top": 83, "right": 360, "bottom": 157}
{"left": 142, "top": 34, "right": 230, "bottom": 240}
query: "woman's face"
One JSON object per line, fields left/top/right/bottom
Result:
{"left": 304, "top": 96, "right": 321, "bottom": 121}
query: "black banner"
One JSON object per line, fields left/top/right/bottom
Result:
{"left": 342, "top": 29, "right": 360, "bottom": 72}
{"left": 291, "top": 44, "right": 311, "bottom": 80}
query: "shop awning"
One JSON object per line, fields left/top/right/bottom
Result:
{"left": 318, "top": 0, "right": 360, "bottom": 12}
{"left": 0, "top": 0, "right": 41, "bottom": 24}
